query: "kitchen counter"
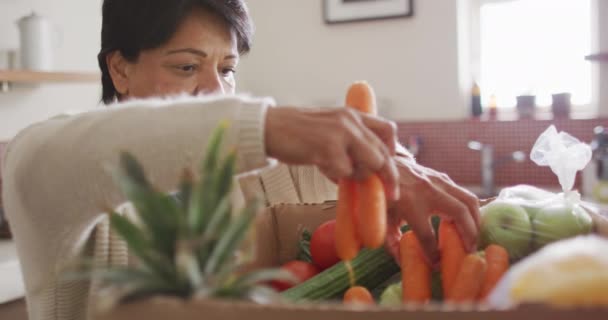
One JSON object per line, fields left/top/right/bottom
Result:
{"left": 0, "top": 240, "right": 25, "bottom": 304}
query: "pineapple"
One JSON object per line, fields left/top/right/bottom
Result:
{"left": 96, "top": 122, "right": 293, "bottom": 304}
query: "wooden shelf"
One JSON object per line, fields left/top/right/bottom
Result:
{"left": 0, "top": 70, "right": 98, "bottom": 84}
{"left": 585, "top": 53, "right": 608, "bottom": 62}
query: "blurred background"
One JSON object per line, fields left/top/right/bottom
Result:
{"left": 0, "top": 0, "right": 607, "bottom": 203}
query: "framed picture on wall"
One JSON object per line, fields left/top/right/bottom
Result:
{"left": 324, "top": 0, "right": 414, "bottom": 24}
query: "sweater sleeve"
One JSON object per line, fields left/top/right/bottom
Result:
{"left": 1, "top": 94, "right": 274, "bottom": 294}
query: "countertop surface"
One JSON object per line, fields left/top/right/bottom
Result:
{"left": 0, "top": 240, "right": 25, "bottom": 304}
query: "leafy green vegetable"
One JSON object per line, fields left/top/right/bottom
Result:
{"left": 296, "top": 229, "right": 313, "bottom": 263}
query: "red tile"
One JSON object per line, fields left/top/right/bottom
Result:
{"left": 398, "top": 118, "right": 608, "bottom": 190}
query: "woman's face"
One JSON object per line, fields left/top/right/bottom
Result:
{"left": 109, "top": 8, "right": 239, "bottom": 99}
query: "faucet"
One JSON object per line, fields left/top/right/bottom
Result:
{"left": 468, "top": 141, "right": 526, "bottom": 198}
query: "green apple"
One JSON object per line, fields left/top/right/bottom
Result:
{"left": 531, "top": 203, "right": 594, "bottom": 250}
{"left": 480, "top": 201, "right": 533, "bottom": 259}
{"left": 520, "top": 204, "right": 543, "bottom": 221}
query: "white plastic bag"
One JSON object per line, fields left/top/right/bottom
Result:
{"left": 530, "top": 125, "right": 592, "bottom": 194}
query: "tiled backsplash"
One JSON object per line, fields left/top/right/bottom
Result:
{"left": 397, "top": 118, "right": 608, "bottom": 189}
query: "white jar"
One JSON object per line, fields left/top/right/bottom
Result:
{"left": 16, "top": 12, "right": 55, "bottom": 71}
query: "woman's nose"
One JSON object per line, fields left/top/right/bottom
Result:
{"left": 194, "top": 70, "right": 225, "bottom": 95}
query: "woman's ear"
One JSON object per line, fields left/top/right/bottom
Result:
{"left": 106, "top": 51, "right": 130, "bottom": 96}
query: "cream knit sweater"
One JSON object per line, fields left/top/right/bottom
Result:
{"left": 1, "top": 95, "right": 336, "bottom": 320}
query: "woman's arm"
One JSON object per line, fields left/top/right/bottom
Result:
{"left": 3, "top": 95, "right": 400, "bottom": 278}
{"left": 5, "top": 95, "right": 274, "bottom": 222}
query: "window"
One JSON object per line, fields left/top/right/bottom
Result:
{"left": 473, "top": 0, "right": 593, "bottom": 109}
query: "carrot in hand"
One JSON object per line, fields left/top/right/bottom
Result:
{"left": 438, "top": 220, "right": 467, "bottom": 298}
{"left": 356, "top": 174, "right": 386, "bottom": 249}
{"left": 400, "top": 231, "right": 432, "bottom": 303}
{"left": 479, "top": 244, "right": 510, "bottom": 299}
{"left": 345, "top": 81, "right": 378, "bottom": 115}
{"left": 341, "top": 81, "right": 387, "bottom": 255}
{"left": 447, "top": 253, "right": 487, "bottom": 302}
{"left": 343, "top": 286, "right": 375, "bottom": 305}
{"left": 335, "top": 179, "right": 361, "bottom": 261}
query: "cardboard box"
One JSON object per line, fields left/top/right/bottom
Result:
{"left": 95, "top": 202, "right": 608, "bottom": 320}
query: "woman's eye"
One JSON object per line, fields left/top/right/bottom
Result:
{"left": 221, "top": 68, "right": 236, "bottom": 77}
{"left": 175, "top": 64, "right": 198, "bottom": 73}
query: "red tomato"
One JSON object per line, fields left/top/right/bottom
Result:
{"left": 271, "top": 261, "right": 320, "bottom": 292}
{"left": 311, "top": 219, "right": 341, "bottom": 270}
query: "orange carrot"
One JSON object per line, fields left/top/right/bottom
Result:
{"left": 345, "top": 81, "right": 378, "bottom": 115}
{"left": 335, "top": 179, "right": 361, "bottom": 261}
{"left": 400, "top": 231, "right": 432, "bottom": 303}
{"left": 344, "top": 81, "right": 387, "bottom": 250}
{"left": 356, "top": 175, "right": 386, "bottom": 249}
{"left": 479, "top": 244, "right": 510, "bottom": 299}
{"left": 439, "top": 220, "right": 467, "bottom": 298}
{"left": 447, "top": 253, "right": 487, "bottom": 302}
{"left": 343, "top": 286, "right": 375, "bottom": 305}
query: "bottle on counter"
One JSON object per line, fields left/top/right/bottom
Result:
{"left": 471, "top": 82, "right": 483, "bottom": 118}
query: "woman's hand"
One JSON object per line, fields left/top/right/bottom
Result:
{"left": 265, "top": 107, "right": 400, "bottom": 201}
{"left": 384, "top": 156, "right": 481, "bottom": 268}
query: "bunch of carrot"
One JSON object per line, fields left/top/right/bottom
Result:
{"left": 337, "top": 81, "right": 387, "bottom": 305}
{"left": 337, "top": 82, "right": 509, "bottom": 305}
{"left": 335, "top": 81, "right": 387, "bottom": 263}
{"left": 401, "top": 220, "right": 510, "bottom": 303}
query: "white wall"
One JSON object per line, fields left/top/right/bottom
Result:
{"left": 599, "top": 0, "right": 608, "bottom": 116}
{"left": 0, "top": 0, "right": 604, "bottom": 141}
{"left": 0, "top": 0, "right": 103, "bottom": 141}
{"left": 238, "top": 0, "right": 608, "bottom": 121}
{"left": 237, "top": 0, "right": 468, "bottom": 121}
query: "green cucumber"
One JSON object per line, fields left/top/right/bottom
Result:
{"left": 282, "top": 247, "right": 399, "bottom": 302}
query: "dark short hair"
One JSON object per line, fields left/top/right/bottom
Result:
{"left": 98, "top": 0, "right": 254, "bottom": 104}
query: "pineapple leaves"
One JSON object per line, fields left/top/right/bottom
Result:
{"left": 109, "top": 212, "right": 175, "bottom": 281}
{"left": 204, "top": 201, "right": 259, "bottom": 275}
{"left": 99, "top": 123, "right": 288, "bottom": 303}
{"left": 187, "top": 122, "right": 228, "bottom": 234}
{"left": 114, "top": 153, "right": 179, "bottom": 258}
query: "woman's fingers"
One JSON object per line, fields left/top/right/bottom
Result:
{"left": 384, "top": 214, "right": 403, "bottom": 264}
{"left": 391, "top": 158, "right": 481, "bottom": 263}
{"left": 358, "top": 113, "right": 398, "bottom": 156}
{"left": 404, "top": 205, "right": 440, "bottom": 267}
{"left": 265, "top": 107, "right": 400, "bottom": 186}
{"left": 429, "top": 185, "right": 479, "bottom": 253}
{"left": 433, "top": 175, "right": 481, "bottom": 230}
{"left": 344, "top": 114, "right": 399, "bottom": 201}
{"left": 431, "top": 171, "right": 480, "bottom": 239}
{"left": 329, "top": 109, "right": 400, "bottom": 198}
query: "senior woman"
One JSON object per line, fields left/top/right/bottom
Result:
{"left": 2, "top": 1, "right": 479, "bottom": 319}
